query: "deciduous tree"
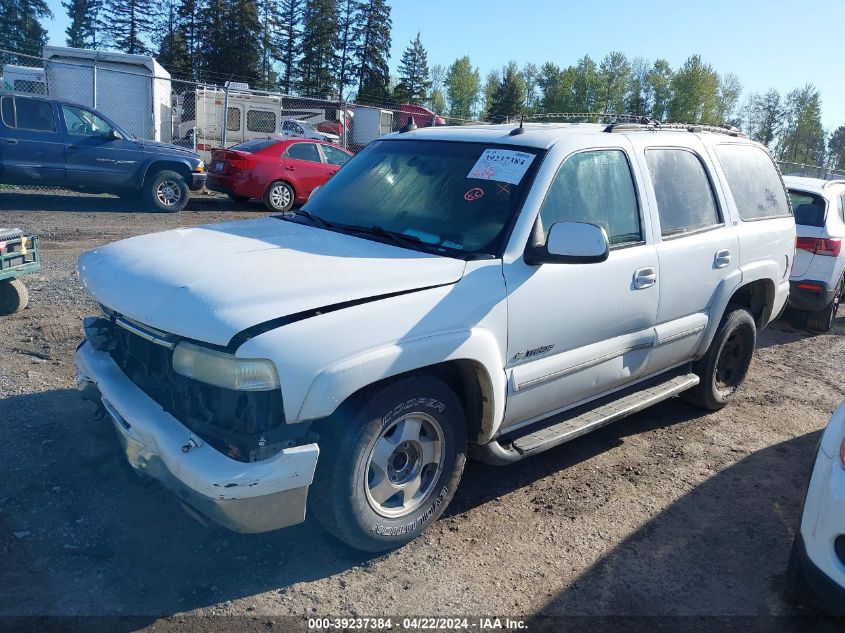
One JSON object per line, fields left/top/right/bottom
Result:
{"left": 445, "top": 56, "right": 479, "bottom": 120}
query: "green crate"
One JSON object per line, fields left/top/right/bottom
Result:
{"left": 0, "top": 229, "right": 41, "bottom": 282}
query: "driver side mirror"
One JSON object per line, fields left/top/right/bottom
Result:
{"left": 526, "top": 221, "right": 609, "bottom": 265}
{"left": 106, "top": 129, "right": 122, "bottom": 141}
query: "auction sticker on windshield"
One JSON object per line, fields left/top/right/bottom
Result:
{"left": 467, "top": 149, "right": 536, "bottom": 185}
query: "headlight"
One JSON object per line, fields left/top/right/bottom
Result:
{"left": 172, "top": 342, "right": 279, "bottom": 391}
{"left": 195, "top": 160, "right": 205, "bottom": 172}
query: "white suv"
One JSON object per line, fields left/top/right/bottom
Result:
{"left": 784, "top": 176, "right": 845, "bottom": 331}
{"left": 75, "top": 121, "right": 795, "bottom": 551}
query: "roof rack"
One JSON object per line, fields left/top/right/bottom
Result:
{"left": 515, "top": 112, "right": 747, "bottom": 137}
{"left": 604, "top": 121, "right": 746, "bottom": 137}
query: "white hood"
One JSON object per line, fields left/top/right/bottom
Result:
{"left": 79, "top": 218, "right": 466, "bottom": 346}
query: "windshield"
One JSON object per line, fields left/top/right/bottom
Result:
{"left": 789, "top": 190, "right": 826, "bottom": 227}
{"left": 302, "top": 139, "right": 543, "bottom": 256}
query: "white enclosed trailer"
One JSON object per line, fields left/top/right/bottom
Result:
{"left": 42, "top": 46, "right": 172, "bottom": 142}
{"left": 351, "top": 106, "right": 393, "bottom": 147}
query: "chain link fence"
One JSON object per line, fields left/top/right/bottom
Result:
{"left": 776, "top": 161, "right": 845, "bottom": 181}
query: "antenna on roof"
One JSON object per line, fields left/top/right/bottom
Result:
{"left": 399, "top": 116, "right": 417, "bottom": 133}
{"left": 509, "top": 114, "right": 525, "bottom": 136}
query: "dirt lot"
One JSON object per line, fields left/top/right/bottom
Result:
{"left": 0, "top": 191, "right": 841, "bottom": 627}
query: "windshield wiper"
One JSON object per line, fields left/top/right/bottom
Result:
{"left": 275, "top": 209, "right": 331, "bottom": 229}
{"left": 341, "top": 225, "right": 425, "bottom": 250}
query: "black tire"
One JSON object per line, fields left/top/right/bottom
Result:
{"left": 0, "top": 279, "right": 29, "bottom": 315}
{"left": 786, "top": 535, "right": 812, "bottom": 608}
{"left": 682, "top": 306, "right": 756, "bottom": 411}
{"left": 144, "top": 169, "right": 189, "bottom": 213}
{"left": 309, "top": 375, "right": 467, "bottom": 552}
{"left": 228, "top": 193, "right": 250, "bottom": 203}
{"left": 806, "top": 276, "right": 843, "bottom": 332}
{"left": 263, "top": 180, "right": 295, "bottom": 212}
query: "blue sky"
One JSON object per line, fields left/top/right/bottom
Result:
{"left": 42, "top": 0, "right": 844, "bottom": 129}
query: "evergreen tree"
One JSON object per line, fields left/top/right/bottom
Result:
{"left": 177, "top": 0, "right": 203, "bottom": 69}
{"left": 300, "top": 0, "right": 338, "bottom": 97}
{"left": 571, "top": 55, "right": 599, "bottom": 111}
{"left": 103, "top": 0, "right": 153, "bottom": 54}
{"left": 227, "top": 0, "right": 263, "bottom": 83}
{"left": 743, "top": 89, "right": 782, "bottom": 147}
{"left": 63, "top": 0, "right": 102, "bottom": 48}
{"left": 1, "top": 0, "right": 52, "bottom": 62}
{"left": 334, "top": 0, "right": 361, "bottom": 99}
{"left": 488, "top": 61, "right": 525, "bottom": 122}
{"left": 646, "top": 58, "right": 673, "bottom": 122}
{"left": 257, "top": 0, "right": 282, "bottom": 87}
{"left": 668, "top": 55, "right": 719, "bottom": 123}
{"left": 156, "top": 0, "right": 190, "bottom": 75}
{"left": 198, "top": 0, "right": 233, "bottom": 80}
{"left": 596, "top": 51, "right": 630, "bottom": 114}
{"left": 624, "top": 57, "right": 650, "bottom": 116}
{"left": 716, "top": 72, "right": 742, "bottom": 125}
{"left": 828, "top": 126, "right": 845, "bottom": 171}
{"left": 444, "top": 55, "right": 479, "bottom": 120}
{"left": 394, "top": 32, "right": 431, "bottom": 104}
{"left": 481, "top": 69, "right": 498, "bottom": 119}
{"left": 355, "top": 0, "right": 391, "bottom": 102}
{"left": 275, "top": 0, "right": 303, "bottom": 93}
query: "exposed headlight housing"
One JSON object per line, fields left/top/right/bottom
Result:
{"left": 195, "top": 160, "right": 205, "bottom": 172}
{"left": 172, "top": 342, "right": 279, "bottom": 391}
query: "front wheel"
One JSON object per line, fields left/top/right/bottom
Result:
{"left": 683, "top": 306, "right": 756, "bottom": 411}
{"left": 263, "top": 180, "right": 294, "bottom": 212}
{"left": 144, "top": 170, "right": 189, "bottom": 213}
{"left": 310, "top": 375, "right": 467, "bottom": 552}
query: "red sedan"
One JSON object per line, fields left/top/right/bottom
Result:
{"left": 206, "top": 137, "right": 353, "bottom": 212}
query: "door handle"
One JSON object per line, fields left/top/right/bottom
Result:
{"left": 285, "top": 166, "right": 296, "bottom": 171}
{"left": 633, "top": 266, "right": 657, "bottom": 289}
{"left": 1, "top": 138, "right": 18, "bottom": 144}
{"left": 714, "top": 249, "right": 732, "bottom": 269}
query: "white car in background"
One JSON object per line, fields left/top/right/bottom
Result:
{"left": 281, "top": 118, "right": 340, "bottom": 143}
{"left": 788, "top": 400, "right": 845, "bottom": 615}
{"left": 784, "top": 176, "right": 845, "bottom": 331}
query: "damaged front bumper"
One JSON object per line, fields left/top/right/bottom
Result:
{"left": 75, "top": 340, "right": 320, "bottom": 533}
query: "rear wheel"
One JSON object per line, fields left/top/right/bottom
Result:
{"left": 310, "top": 375, "right": 467, "bottom": 552}
{"left": 806, "top": 276, "right": 843, "bottom": 332}
{"left": 144, "top": 169, "right": 189, "bottom": 213}
{"left": 263, "top": 180, "right": 294, "bottom": 212}
{"left": 0, "top": 279, "right": 29, "bottom": 315}
{"left": 683, "top": 306, "right": 756, "bottom": 411}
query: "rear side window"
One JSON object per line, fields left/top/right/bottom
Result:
{"left": 2, "top": 97, "right": 56, "bottom": 131}
{"left": 230, "top": 138, "right": 277, "bottom": 153}
{"left": 321, "top": 144, "right": 350, "bottom": 167}
{"left": 286, "top": 142, "right": 321, "bottom": 163}
{"left": 645, "top": 149, "right": 720, "bottom": 237}
{"left": 538, "top": 149, "right": 642, "bottom": 246}
{"left": 714, "top": 144, "right": 790, "bottom": 220}
{"left": 247, "top": 110, "right": 276, "bottom": 133}
{"left": 788, "top": 191, "right": 826, "bottom": 227}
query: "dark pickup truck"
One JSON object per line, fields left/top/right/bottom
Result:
{"left": 0, "top": 93, "right": 206, "bottom": 212}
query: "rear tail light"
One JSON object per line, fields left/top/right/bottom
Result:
{"left": 228, "top": 158, "right": 257, "bottom": 170}
{"left": 796, "top": 237, "right": 842, "bottom": 257}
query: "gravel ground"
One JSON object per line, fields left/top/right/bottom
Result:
{"left": 0, "top": 191, "right": 841, "bottom": 627}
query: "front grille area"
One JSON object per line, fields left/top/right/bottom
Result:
{"left": 94, "top": 316, "right": 300, "bottom": 462}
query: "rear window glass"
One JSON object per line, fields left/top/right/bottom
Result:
{"left": 714, "top": 144, "right": 790, "bottom": 220}
{"left": 789, "top": 190, "right": 826, "bottom": 227}
{"left": 230, "top": 138, "right": 277, "bottom": 153}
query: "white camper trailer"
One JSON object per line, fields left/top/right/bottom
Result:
{"left": 42, "top": 46, "right": 172, "bottom": 142}
{"left": 1, "top": 65, "right": 47, "bottom": 94}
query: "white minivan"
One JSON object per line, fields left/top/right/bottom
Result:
{"left": 784, "top": 176, "right": 845, "bottom": 331}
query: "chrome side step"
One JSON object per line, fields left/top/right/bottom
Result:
{"left": 476, "top": 372, "right": 699, "bottom": 464}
